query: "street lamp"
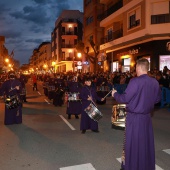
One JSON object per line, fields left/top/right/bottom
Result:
{"left": 5, "top": 58, "right": 9, "bottom": 63}
{"left": 77, "top": 52, "right": 82, "bottom": 58}
{"left": 52, "top": 61, "right": 56, "bottom": 73}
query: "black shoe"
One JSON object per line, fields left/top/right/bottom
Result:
{"left": 24, "top": 100, "right": 28, "bottom": 102}
{"left": 68, "top": 115, "right": 71, "bottom": 119}
{"left": 75, "top": 115, "right": 79, "bottom": 119}
{"left": 81, "top": 130, "right": 86, "bottom": 134}
{"left": 92, "top": 130, "right": 99, "bottom": 133}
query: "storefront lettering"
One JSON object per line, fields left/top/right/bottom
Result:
{"left": 129, "top": 49, "right": 139, "bottom": 55}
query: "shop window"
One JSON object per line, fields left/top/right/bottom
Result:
{"left": 122, "top": 58, "right": 131, "bottom": 72}
{"left": 159, "top": 55, "right": 170, "bottom": 71}
{"left": 111, "top": 61, "right": 119, "bottom": 72}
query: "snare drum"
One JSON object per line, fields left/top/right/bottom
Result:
{"left": 111, "top": 104, "right": 126, "bottom": 128}
{"left": 5, "top": 95, "right": 20, "bottom": 110}
{"left": 84, "top": 103, "right": 103, "bottom": 122}
{"left": 68, "top": 93, "right": 79, "bottom": 101}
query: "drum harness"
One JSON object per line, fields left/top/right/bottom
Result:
{"left": 5, "top": 80, "right": 21, "bottom": 110}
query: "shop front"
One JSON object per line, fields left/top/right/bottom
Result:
{"left": 106, "top": 40, "right": 170, "bottom": 72}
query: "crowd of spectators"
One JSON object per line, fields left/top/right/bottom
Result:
{"left": 0, "top": 65, "right": 169, "bottom": 90}
{"left": 36, "top": 65, "right": 170, "bottom": 90}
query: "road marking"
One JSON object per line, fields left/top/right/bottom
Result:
{"left": 163, "top": 149, "right": 170, "bottom": 155}
{"left": 117, "top": 158, "right": 164, "bottom": 170}
{"left": 44, "top": 99, "right": 50, "bottom": 104}
{"left": 38, "top": 91, "right": 41, "bottom": 95}
{"left": 60, "top": 163, "right": 96, "bottom": 170}
{"left": 59, "top": 115, "right": 76, "bottom": 131}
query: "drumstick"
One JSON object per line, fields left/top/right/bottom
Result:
{"left": 102, "top": 89, "right": 113, "bottom": 99}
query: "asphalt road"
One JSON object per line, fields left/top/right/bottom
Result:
{"left": 0, "top": 79, "right": 170, "bottom": 170}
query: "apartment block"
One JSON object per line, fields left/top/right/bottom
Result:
{"left": 99, "top": 0, "right": 170, "bottom": 72}
{"left": 29, "top": 42, "right": 51, "bottom": 74}
{"left": 51, "top": 10, "right": 83, "bottom": 73}
{"left": 83, "top": 0, "right": 105, "bottom": 72}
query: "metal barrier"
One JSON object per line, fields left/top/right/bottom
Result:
{"left": 160, "top": 87, "right": 170, "bottom": 110}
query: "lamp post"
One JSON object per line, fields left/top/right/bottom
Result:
{"left": 77, "top": 52, "right": 82, "bottom": 72}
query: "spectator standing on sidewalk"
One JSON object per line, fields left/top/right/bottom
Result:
{"left": 32, "top": 74, "right": 38, "bottom": 91}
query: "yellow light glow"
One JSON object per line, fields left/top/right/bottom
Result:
{"left": 52, "top": 61, "right": 56, "bottom": 66}
{"left": 77, "top": 53, "right": 82, "bottom": 58}
{"left": 43, "top": 64, "right": 47, "bottom": 68}
{"left": 121, "top": 55, "right": 130, "bottom": 59}
{"left": 5, "top": 58, "right": 9, "bottom": 63}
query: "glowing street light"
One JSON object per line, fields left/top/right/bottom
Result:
{"left": 77, "top": 52, "right": 82, "bottom": 58}
{"left": 5, "top": 58, "right": 9, "bottom": 63}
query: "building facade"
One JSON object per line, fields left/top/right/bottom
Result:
{"left": 29, "top": 42, "right": 51, "bottom": 74}
{"left": 83, "top": 0, "right": 104, "bottom": 72}
{"left": 99, "top": 0, "right": 170, "bottom": 72}
{"left": 51, "top": 10, "right": 83, "bottom": 73}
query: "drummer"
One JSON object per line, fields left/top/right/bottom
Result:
{"left": 0, "top": 71, "right": 22, "bottom": 125}
{"left": 79, "top": 76, "right": 104, "bottom": 134}
{"left": 66, "top": 75, "right": 82, "bottom": 119}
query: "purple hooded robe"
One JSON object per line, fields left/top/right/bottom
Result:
{"left": 114, "top": 74, "right": 161, "bottom": 170}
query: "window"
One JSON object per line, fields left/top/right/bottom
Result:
{"left": 85, "top": 0, "right": 92, "bottom": 6}
{"left": 86, "top": 16, "right": 93, "bottom": 25}
{"left": 128, "top": 7, "right": 141, "bottom": 29}
{"left": 107, "top": 28, "right": 113, "bottom": 41}
{"left": 151, "top": 1, "right": 170, "bottom": 24}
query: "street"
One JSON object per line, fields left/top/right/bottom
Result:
{"left": 0, "top": 79, "right": 170, "bottom": 170}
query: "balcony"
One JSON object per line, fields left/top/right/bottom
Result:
{"left": 61, "top": 44, "right": 75, "bottom": 48}
{"left": 101, "top": 29, "right": 123, "bottom": 44}
{"left": 151, "top": 14, "right": 170, "bottom": 24}
{"left": 98, "top": 0, "right": 123, "bottom": 21}
{"left": 62, "top": 31, "right": 77, "bottom": 35}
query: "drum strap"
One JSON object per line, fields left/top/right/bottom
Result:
{"left": 86, "top": 87, "right": 97, "bottom": 107}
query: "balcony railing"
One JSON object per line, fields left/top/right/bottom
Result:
{"left": 101, "top": 29, "right": 123, "bottom": 44}
{"left": 62, "top": 31, "right": 77, "bottom": 35}
{"left": 151, "top": 14, "right": 170, "bottom": 24}
{"left": 61, "top": 44, "right": 75, "bottom": 48}
{"left": 98, "top": 0, "right": 123, "bottom": 21}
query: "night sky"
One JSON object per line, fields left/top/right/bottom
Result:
{"left": 0, "top": 0, "right": 83, "bottom": 65}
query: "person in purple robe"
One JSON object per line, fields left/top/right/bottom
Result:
{"left": 66, "top": 76, "right": 82, "bottom": 119}
{"left": 79, "top": 77, "right": 104, "bottom": 134}
{"left": 112, "top": 58, "right": 161, "bottom": 170}
{"left": 0, "top": 71, "right": 22, "bottom": 125}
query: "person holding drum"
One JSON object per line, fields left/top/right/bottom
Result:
{"left": 112, "top": 58, "right": 161, "bottom": 170}
{"left": 66, "top": 76, "right": 82, "bottom": 119}
{"left": 79, "top": 76, "right": 104, "bottom": 134}
{"left": 0, "top": 71, "right": 23, "bottom": 125}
